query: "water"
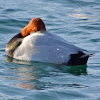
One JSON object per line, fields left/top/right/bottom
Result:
{"left": 0, "top": 0, "right": 100, "bottom": 99}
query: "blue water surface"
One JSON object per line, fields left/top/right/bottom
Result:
{"left": 0, "top": 0, "right": 100, "bottom": 100}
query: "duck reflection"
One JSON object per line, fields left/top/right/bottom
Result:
{"left": 14, "top": 83, "right": 37, "bottom": 90}
{"left": 5, "top": 56, "right": 54, "bottom": 90}
{"left": 56, "top": 64, "right": 87, "bottom": 75}
{"left": 5, "top": 56, "right": 88, "bottom": 90}
{"left": 4, "top": 64, "right": 38, "bottom": 90}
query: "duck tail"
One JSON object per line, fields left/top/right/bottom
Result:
{"left": 79, "top": 53, "right": 93, "bottom": 58}
{"left": 67, "top": 51, "right": 93, "bottom": 66}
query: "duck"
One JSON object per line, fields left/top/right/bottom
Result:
{"left": 5, "top": 18, "right": 91, "bottom": 66}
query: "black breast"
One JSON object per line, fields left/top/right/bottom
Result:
{"left": 5, "top": 33, "right": 23, "bottom": 57}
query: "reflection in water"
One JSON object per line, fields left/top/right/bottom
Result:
{"left": 68, "top": 7, "right": 93, "bottom": 22}
{"left": 68, "top": 13, "right": 91, "bottom": 19}
{"left": 14, "top": 83, "right": 37, "bottom": 90}
{"left": 5, "top": 56, "right": 88, "bottom": 90}
{"left": 56, "top": 64, "right": 87, "bottom": 75}
{"left": 5, "top": 56, "right": 55, "bottom": 90}
{"left": 5, "top": 56, "right": 35, "bottom": 65}
{"left": 4, "top": 65, "right": 38, "bottom": 90}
